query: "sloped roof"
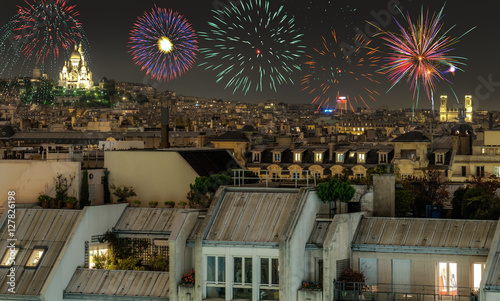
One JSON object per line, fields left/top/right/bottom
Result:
{"left": 64, "top": 268, "right": 169, "bottom": 300}
{"left": 177, "top": 149, "right": 242, "bottom": 177}
{"left": 307, "top": 221, "right": 332, "bottom": 247}
{"left": 114, "top": 208, "right": 178, "bottom": 235}
{"left": 0, "top": 209, "right": 80, "bottom": 296}
{"left": 391, "top": 131, "right": 431, "bottom": 142}
{"left": 211, "top": 131, "right": 248, "bottom": 142}
{"left": 352, "top": 217, "right": 496, "bottom": 254}
{"left": 204, "top": 189, "right": 299, "bottom": 244}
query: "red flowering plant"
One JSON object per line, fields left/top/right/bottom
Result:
{"left": 181, "top": 270, "right": 195, "bottom": 285}
{"left": 302, "top": 281, "right": 322, "bottom": 290}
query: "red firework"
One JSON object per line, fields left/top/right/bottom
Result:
{"left": 13, "top": 0, "right": 84, "bottom": 63}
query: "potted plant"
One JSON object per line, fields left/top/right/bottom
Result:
{"left": 178, "top": 201, "right": 187, "bottom": 208}
{"left": 64, "top": 196, "right": 78, "bottom": 209}
{"left": 164, "top": 201, "right": 175, "bottom": 208}
{"left": 149, "top": 201, "right": 158, "bottom": 208}
{"left": 181, "top": 270, "right": 195, "bottom": 285}
{"left": 37, "top": 195, "right": 52, "bottom": 209}
{"left": 132, "top": 200, "right": 141, "bottom": 207}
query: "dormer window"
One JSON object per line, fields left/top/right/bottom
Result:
{"left": 358, "top": 153, "right": 366, "bottom": 164}
{"left": 273, "top": 152, "right": 281, "bottom": 163}
{"left": 252, "top": 151, "right": 261, "bottom": 163}
{"left": 294, "top": 152, "right": 302, "bottom": 163}
{"left": 315, "top": 152, "right": 323, "bottom": 163}
{"left": 433, "top": 149, "right": 447, "bottom": 165}
{"left": 336, "top": 153, "right": 344, "bottom": 163}
{"left": 379, "top": 153, "right": 388, "bottom": 164}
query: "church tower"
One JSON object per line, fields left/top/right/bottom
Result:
{"left": 440, "top": 95, "right": 448, "bottom": 122}
{"left": 465, "top": 95, "right": 472, "bottom": 123}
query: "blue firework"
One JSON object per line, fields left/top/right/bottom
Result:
{"left": 128, "top": 5, "right": 199, "bottom": 81}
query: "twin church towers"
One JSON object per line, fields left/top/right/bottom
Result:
{"left": 439, "top": 95, "right": 473, "bottom": 123}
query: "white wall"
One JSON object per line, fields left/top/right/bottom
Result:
{"left": 281, "top": 189, "right": 322, "bottom": 301}
{"left": 0, "top": 160, "right": 80, "bottom": 210}
{"left": 323, "top": 212, "right": 364, "bottom": 301}
{"left": 104, "top": 151, "right": 200, "bottom": 204}
{"left": 41, "top": 203, "right": 129, "bottom": 301}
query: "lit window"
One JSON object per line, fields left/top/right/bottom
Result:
{"left": 494, "top": 166, "right": 500, "bottom": 177}
{"left": 337, "top": 153, "right": 344, "bottom": 163}
{"left": 294, "top": 153, "right": 302, "bottom": 162}
{"left": 207, "top": 255, "right": 226, "bottom": 298}
{"left": 0, "top": 248, "right": 19, "bottom": 266}
{"left": 358, "top": 153, "right": 365, "bottom": 163}
{"left": 233, "top": 257, "right": 252, "bottom": 299}
{"left": 473, "top": 263, "right": 485, "bottom": 290}
{"left": 439, "top": 262, "right": 457, "bottom": 296}
{"left": 26, "top": 248, "right": 46, "bottom": 268}
{"left": 260, "top": 258, "right": 279, "bottom": 300}
{"left": 315, "top": 153, "right": 323, "bottom": 162}
{"left": 89, "top": 244, "right": 109, "bottom": 269}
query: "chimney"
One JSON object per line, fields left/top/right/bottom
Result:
{"left": 160, "top": 107, "right": 170, "bottom": 148}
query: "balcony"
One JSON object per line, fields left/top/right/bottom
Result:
{"left": 334, "top": 282, "right": 478, "bottom": 301}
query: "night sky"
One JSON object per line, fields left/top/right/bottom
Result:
{"left": 1, "top": 0, "right": 499, "bottom": 110}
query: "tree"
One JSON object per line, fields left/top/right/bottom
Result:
{"left": 187, "top": 173, "right": 231, "bottom": 207}
{"left": 316, "top": 178, "right": 355, "bottom": 217}
{"left": 110, "top": 184, "right": 137, "bottom": 203}
{"left": 80, "top": 170, "right": 90, "bottom": 208}
{"left": 395, "top": 184, "right": 415, "bottom": 217}
{"left": 451, "top": 183, "right": 500, "bottom": 220}
{"left": 187, "top": 169, "right": 258, "bottom": 207}
{"left": 54, "top": 173, "right": 75, "bottom": 207}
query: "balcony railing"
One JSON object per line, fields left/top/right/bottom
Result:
{"left": 232, "top": 169, "right": 318, "bottom": 188}
{"left": 334, "top": 282, "right": 478, "bottom": 301}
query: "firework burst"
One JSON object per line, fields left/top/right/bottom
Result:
{"left": 376, "top": 5, "right": 474, "bottom": 101}
{"left": 301, "top": 30, "right": 381, "bottom": 113}
{"left": 200, "top": 0, "right": 305, "bottom": 94}
{"left": 0, "top": 0, "right": 88, "bottom": 76}
{"left": 128, "top": 6, "right": 198, "bottom": 82}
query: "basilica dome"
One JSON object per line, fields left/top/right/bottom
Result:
{"left": 70, "top": 50, "right": 81, "bottom": 60}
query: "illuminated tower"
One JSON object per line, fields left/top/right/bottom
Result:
{"left": 440, "top": 95, "right": 448, "bottom": 122}
{"left": 465, "top": 95, "right": 472, "bottom": 123}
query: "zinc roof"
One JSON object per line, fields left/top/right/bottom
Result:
{"left": 114, "top": 208, "right": 178, "bottom": 235}
{"left": 0, "top": 209, "right": 80, "bottom": 296}
{"left": 64, "top": 268, "right": 169, "bottom": 300}
{"left": 204, "top": 190, "right": 299, "bottom": 243}
{"left": 352, "top": 217, "right": 496, "bottom": 250}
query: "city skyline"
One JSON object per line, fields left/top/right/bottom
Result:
{"left": 0, "top": 0, "right": 499, "bottom": 110}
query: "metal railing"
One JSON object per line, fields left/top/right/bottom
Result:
{"left": 334, "top": 282, "right": 479, "bottom": 301}
{"left": 232, "top": 169, "right": 318, "bottom": 188}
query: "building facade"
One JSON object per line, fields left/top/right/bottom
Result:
{"left": 440, "top": 95, "right": 473, "bottom": 123}
{"left": 59, "top": 43, "right": 93, "bottom": 90}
